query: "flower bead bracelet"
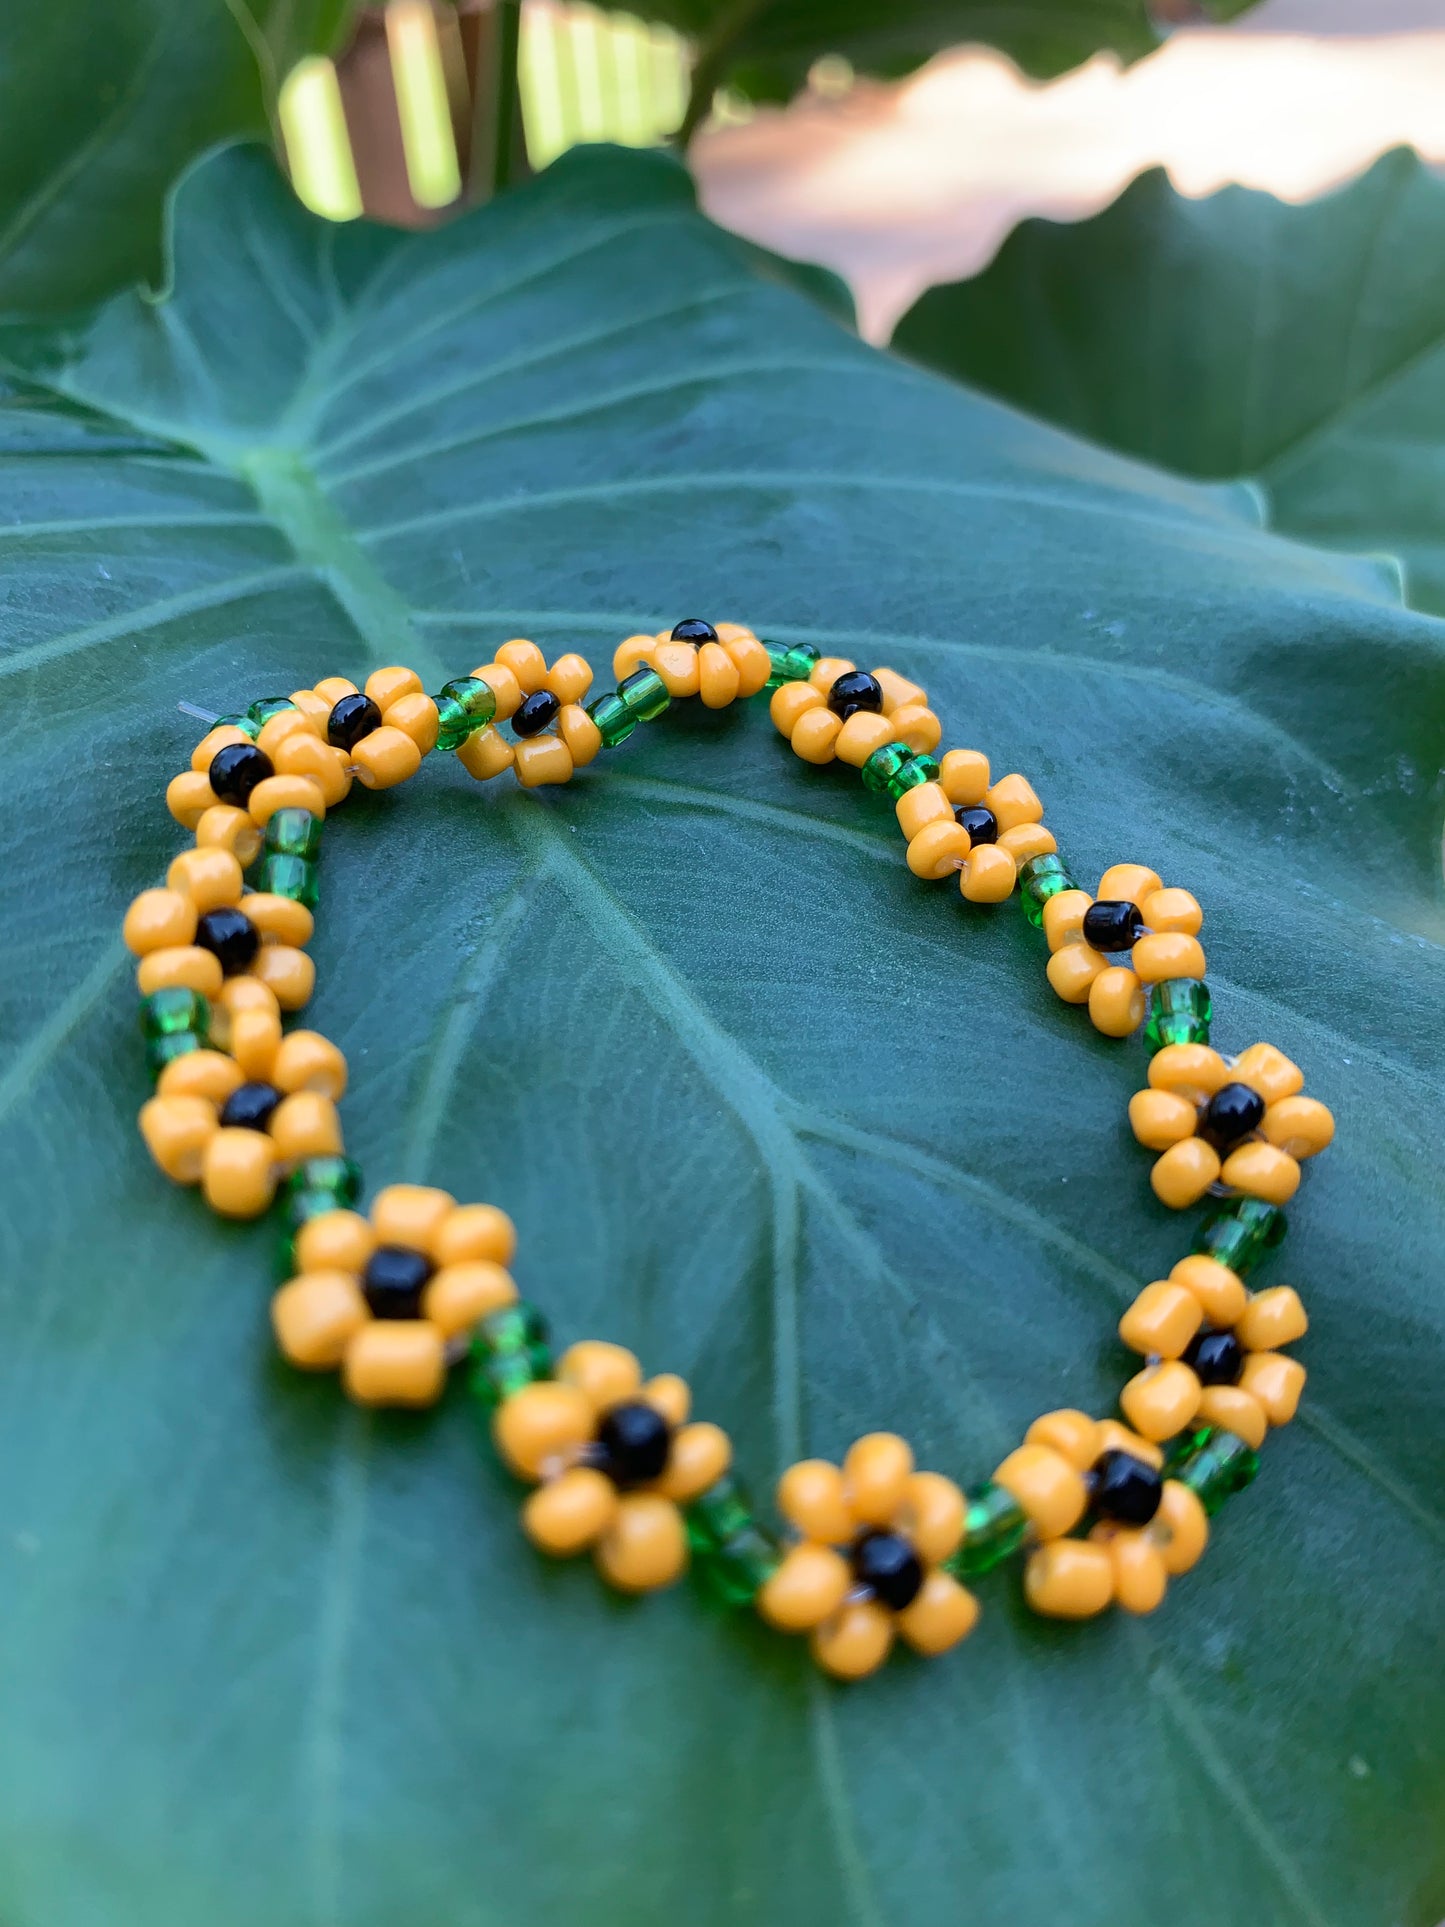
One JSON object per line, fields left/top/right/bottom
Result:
{"left": 124, "top": 621, "right": 1332, "bottom": 1681}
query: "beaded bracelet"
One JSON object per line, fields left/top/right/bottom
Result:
{"left": 123, "top": 620, "right": 1333, "bottom": 1681}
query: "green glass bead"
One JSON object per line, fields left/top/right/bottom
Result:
{"left": 216, "top": 711, "right": 261, "bottom": 740}
{"left": 246, "top": 696, "right": 296, "bottom": 728}
{"left": 280, "top": 1156, "right": 363, "bottom": 1221}
{"left": 617, "top": 666, "right": 671, "bottom": 722}
{"left": 139, "top": 986, "right": 211, "bottom": 1041}
{"left": 1143, "top": 978, "right": 1212, "bottom": 1051}
{"left": 584, "top": 690, "right": 635, "bottom": 748}
{"left": 1018, "top": 853, "right": 1076, "bottom": 927}
{"left": 469, "top": 1302, "right": 552, "bottom": 1407}
{"left": 859, "top": 743, "right": 939, "bottom": 799}
{"left": 144, "top": 1031, "right": 204, "bottom": 1078}
{"left": 434, "top": 676, "right": 497, "bottom": 751}
{"left": 263, "top": 806, "right": 323, "bottom": 861}
{"left": 685, "top": 1473, "right": 782, "bottom": 1607}
{"left": 433, "top": 694, "right": 471, "bottom": 752}
{"left": 253, "top": 851, "right": 319, "bottom": 909}
{"left": 1192, "top": 1195, "right": 1287, "bottom": 1277}
{"left": 762, "top": 640, "right": 821, "bottom": 691}
{"left": 945, "top": 1481, "right": 1029, "bottom": 1578}
{"left": 1169, "top": 1424, "right": 1260, "bottom": 1516}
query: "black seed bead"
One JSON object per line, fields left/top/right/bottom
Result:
{"left": 595, "top": 1400, "right": 672, "bottom": 1488}
{"left": 362, "top": 1245, "right": 434, "bottom": 1319}
{"left": 1201, "top": 1081, "right": 1267, "bottom": 1150}
{"left": 954, "top": 804, "right": 997, "bottom": 844}
{"left": 1090, "top": 1448, "right": 1163, "bottom": 1525}
{"left": 220, "top": 1081, "right": 282, "bottom": 1132}
{"left": 850, "top": 1529, "right": 924, "bottom": 1610}
{"left": 826, "top": 670, "right": 884, "bottom": 721}
{"left": 194, "top": 905, "right": 259, "bottom": 976}
{"left": 1081, "top": 899, "right": 1146, "bottom": 952}
{"left": 208, "top": 742, "right": 273, "bottom": 807}
{"left": 327, "top": 692, "right": 382, "bottom": 750}
{"left": 512, "top": 690, "right": 562, "bottom": 737}
{"left": 1184, "top": 1329, "right": 1245, "bottom": 1386}
{"left": 670, "top": 617, "right": 717, "bottom": 645}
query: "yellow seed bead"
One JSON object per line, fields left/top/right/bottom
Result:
{"left": 1024, "top": 1540, "right": 1114, "bottom": 1618}
{"left": 456, "top": 725, "right": 515, "bottom": 780}
{"left": 834, "top": 711, "right": 896, "bottom": 767}
{"left": 1118, "top": 1280, "right": 1203, "bottom": 1358}
{"left": 993, "top": 1442, "right": 1089, "bottom": 1538}
{"left": 790, "top": 707, "right": 842, "bottom": 764}
{"left": 364, "top": 664, "right": 424, "bottom": 710}
{"left": 136, "top": 945, "right": 224, "bottom": 998}
{"left": 272, "top": 731, "right": 353, "bottom": 804}
{"left": 202, "top": 1126, "right": 277, "bottom": 1219}
{"left": 894, "top": 780, "right": 953, "bottom": 842}
{"left": 640, "top": 1373, "right": 690, "bottom": 1426}
{"left": 1169, "top": 1254, "right": 1247, "bottom": 1326}
{"left": 843, "top": 1431, "right": 914, "bottom": 1525}
{"left": 1042, "top": 888, "right": 1092, "bottom": 951}
{"left": 137, "top": 1093, "right": 218, "bottom": 1183}
{"left": 996, "top": 822, "right": 1058, "bottom": 864}
{"left": 123, "top": 887, "right": 198, "bottom": 956}
{"left": 493, "top": 1381, "right": 596, "bottom": 1478}
{"left": 268, "top": 1091, "right": 342, "bottom": 1161}
{"left": 513, "top": 735, "right": 574, "bottom": 787}
{"left": 721, "top": 633, "right": 771, "bottom": 696}
{"left": 344, "top": 1321, "right": 447, "bottom": 1407}
{"left": 647, "top": 641, "right": 701, "bottom": 698}
{"left": 289, "top": 688, "right": 332, "bottom": 728}
{"left": 959, "top": 844, "right": 1017, "bottom": 904}
{"left": 268, "top": 1032, "right": 344, "bottom": 1101}
{"left": 777, "top": 1459, "right": 854, "bottom": 1542}
{"left": 1221, "top": 1140, "right": 1300, "bottom": 1205}
{"left": 1261, "top": 1094, "right": 1334, "bottom": 1160}
{"left": 1238, "top": 1352, "right": 1306, "bottom": 1426}
{"left": 1235, "top": 1285, "right": 1308, "bottom": 1353}
{"left": 157, "top": 1048, "right": 245, "bottom": 1106}
{"left": 1148, "top": 1043, "right": 1229, "bottom": 1105}
{"left": 382, "top": 691, "right": 441, "bottom": 755}
{"left": 1024, "top": 1409, "right": 1100, "bottom": 1470}
{"left": 256, "top": 708, "right": 321, "bottom": 759}
{"left": 191, "top": 724, "right": 252, "bottom": 772}
{"left": 1099, "top": 862, "right": 1162, "bottom": 903}
{"left": 890, "top": 704, "right": 942, "bottom": 754}
{"left": 217, "top": 975, "right": 278, "bottom": 1019}
{"left": 472, "top": 662, "right": 523, "bottom": 719}
{"left": 808, "top": 655, "right": 856, "bottom": 690}
{"left": 895, "top": 1569, "right": 979, "bottom": 1656}
{"left": 1088, "top": 964, "right": 1144, "bottom": 1037}
{"left": 272, "top": 1270, "right": 370, "bottom": 1368}
{"left": 811, "top": 1599, "right": 895, "bottom": 1679}
{"left": 898, "top": 1469, "right": 966, "bottom": 1563}
{"left": 251, "top": 943, "right": 315, "bottom": 1011}
{"left": 1232, "top": 1041, "right": 1305, "bottom": 1105}
{"left": 757, "top": 1542, "right": 853, "bottom": 1631}
{"left": 655, "top": 1421, "right": 732, "bottom": 1502}
{"left": 1099, "top": 1528, "right": 1169, "bottom": 1614}
{"left": 495, "top": 638, "right": 549, "bottom": 693}
{"left": 1151, "top": 1136, "right": 1221, "bottom": 1208}
{"left": 594, "top": 1491, "right": 688, "bottom": 1592}
{"left": 938, "top": 748, "right": 990, "bottom": 806}
{"left": 195, "top": 803, "right": 263, "bottom": 866}
{"left": 1128, "top": 1087, "right": 1199, "bottom": 1150}
{"left": 350, "top": 726, "right": 421, "bottom": 790}
{"left": 1195, "top": 1384, "right": 1268, "bottom": 1449}
{"left": 230, "top": 1007, "right": 282, "bottom": 1079}
{"left": 167, "top": 770, "right": 217, "bottom": 828}
{"left": 295, "top": 1209, "right": 375, "bottom": 1276}
{"left": 430, "top": 1202, "right": 516, "bottom": 1268}
{"left": 1091, "top": 1419, "right": 1163, "bottom": 1468}
{"left": 983, "top": 772, "right": 1043, "bottom": 831}
{"left": 246, "top": 774, "right": 327, "bottom": 826}
{"left": 907, "top": 820, "right": 971, "bottom": 880}
{"left": 243, "top": 893, "right": 314, "bottom": 949}
{"left": 770, "top": 681, "right": 824, "bottom": 737}
{"left": 557, "top": 1339, "right": 642, "bottom": 1411}
{"left": 1139, "top": 886, "right": 1202, "bottom": 936}
{"left": 1132, "top": 931, "right": 1207, "bottom": 984}
{"left": 523, "top": 1466, "right": 619, "bottom": 1555}
{"left": 313, "top": 676, "right": 359, "bottom": 705}
{"left": 422, "top": 1260, "right": 517, "bottom": 1336}
{"left": 611, "top": 635, "right": 656, "bottom": 681}
{"left": 871, "top": 665, "right": 927, "bottom": 713}
{"left": 371, "top": 1182, "right": 455, "bottom": 1251}
{"left": 541, "top": 652, "right": 593, "bottom": 706}
{"left": 1149, "top": 1478, "right": 1209, "bottom": 1575}
{"left": 558, "top": 702, "right": 602, "bottom": 766}
{"left": 1046, "top": 942, "right": 1106, "bottom": 1004}
{"left": 167, "top": 846, "right": 243, "bottom": 911}
{"left": 1119, "top": 1360, "right": 1201, "bottom": 1441}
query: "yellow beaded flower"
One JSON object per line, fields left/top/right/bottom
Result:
{"left": 1042, "top": 862, "right": 1206, "bottom": 1038}
{"left": 492, "top": 1341, "right": 732, "bottom": 1593}
{"left": 123, "top": 851, "right": 316, "bottom": 1021}
{"left": 271, "top": 1184, "right": 519, "bottom": 1406}
{"left": 995, "top": 1410, "right": 1210, "bottom": 1620}
{"left": 757, "top": 1433, "right": 978, "bottom": 1679}
{"left": 612, "top": 618, "right": 773, "bottom": 710}
{"left": 454, "top": 639, "right": 600, "bottom": 788}
{"left": 769, "top": 656, "right": 943, "bottom": 772}
{"left": 1117, "top": 1257, "right": 1309, "bottom": 1449}
{"left": 1128, "top": 1040, "right": 1335, "bottom": 1210}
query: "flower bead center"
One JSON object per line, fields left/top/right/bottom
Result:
{"left": 594, "top": 1400, "right": 672, "bottom": 1488}
{"left": 850, "top": 1528, "right": 924, "bottom": 1610}
{"left": 1200, "top": 1080, "right": 1266, "bottom": 1150}
{"left": 195, "top": 905, "right": 260, "bottom": 975}
{"left": 827, "top": 670, "right": 884, "bottom": 721}
{"left": 1183, "top": 1330, "right": 1245, "bottom": 1385}
{"left": 362, "top": 1245, "right": 433, "bottom": 1319}
{"left": 1082, "top": 899, "right": 1146, "bottom": 952}
{"left": 1089, "top": 1448, "right": 1163, "bottom": 1525}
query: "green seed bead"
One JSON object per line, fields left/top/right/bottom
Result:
{"left": 584, "top": 690, "right": 635, "bottom": 748}
{"left": 860, "top": 742, "right": 912, "bottom": 796}
{"left": 246, "top": 696, "right": 296, "bottom": 728}
{"left": 139, "top": 986, "right": 211, "bottom": 1041}
{"left": 944, "top": 1481, "right": 1029, "bottom": 1577}
{"left": 1143, "top": 978, "right": 1212, "bottom": 1051}
{"left": 145, "top": 1031, "right": 205, "bottom": 1078}
{"left": 1192, "top": 1195, "right": 1287, "bottom": 1277}
{"left": 434, "top": 677, "right": 497, "bottom": 751}
{"left": 280, "top": 1156, "right": 363, "bottom": 1221}
{"left": 1168, "top": 1424, "right": 1260, "bottom": 1516}
{"left": 685, "top": 1472, "right": 782, "bottom": 1607}
{"left": 469, "top": 1302, "right": 552, "bottom": 1407}
{"left": 617, "top": 666, "right": 670, "bottom": 723}
{"left": 1018, "top": 853, "right": 1076, "bottom": 928}
{"left": 253, "top": 851, "right": 319, "bottom": 909}
{"left": 762, "top": 640, "right": 821, "bottom": 690}
{"left": 263, "top": 806, "right": 323, "bottom": 861}
{"left": 216, "top": 711, "right": 261, "bottom": 740}
{"left": 433, "top": 694, "right": 471, "bottom": 753}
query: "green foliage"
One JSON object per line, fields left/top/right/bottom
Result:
{"left": 893, "top": 149, "right": 1445, "bottom": 615}
{"left": 0, "top": 142, "right": 1441, "bottom": 1927}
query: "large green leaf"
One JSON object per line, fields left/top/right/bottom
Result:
{"left": 0, "top": 142, "right": 1441, "bottom": 1927}
{"left": 0, "top": 0, "right": 353, "bottom": 316}
{"left": 893, "top": 149, "right": 1445, "bottom": 616}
